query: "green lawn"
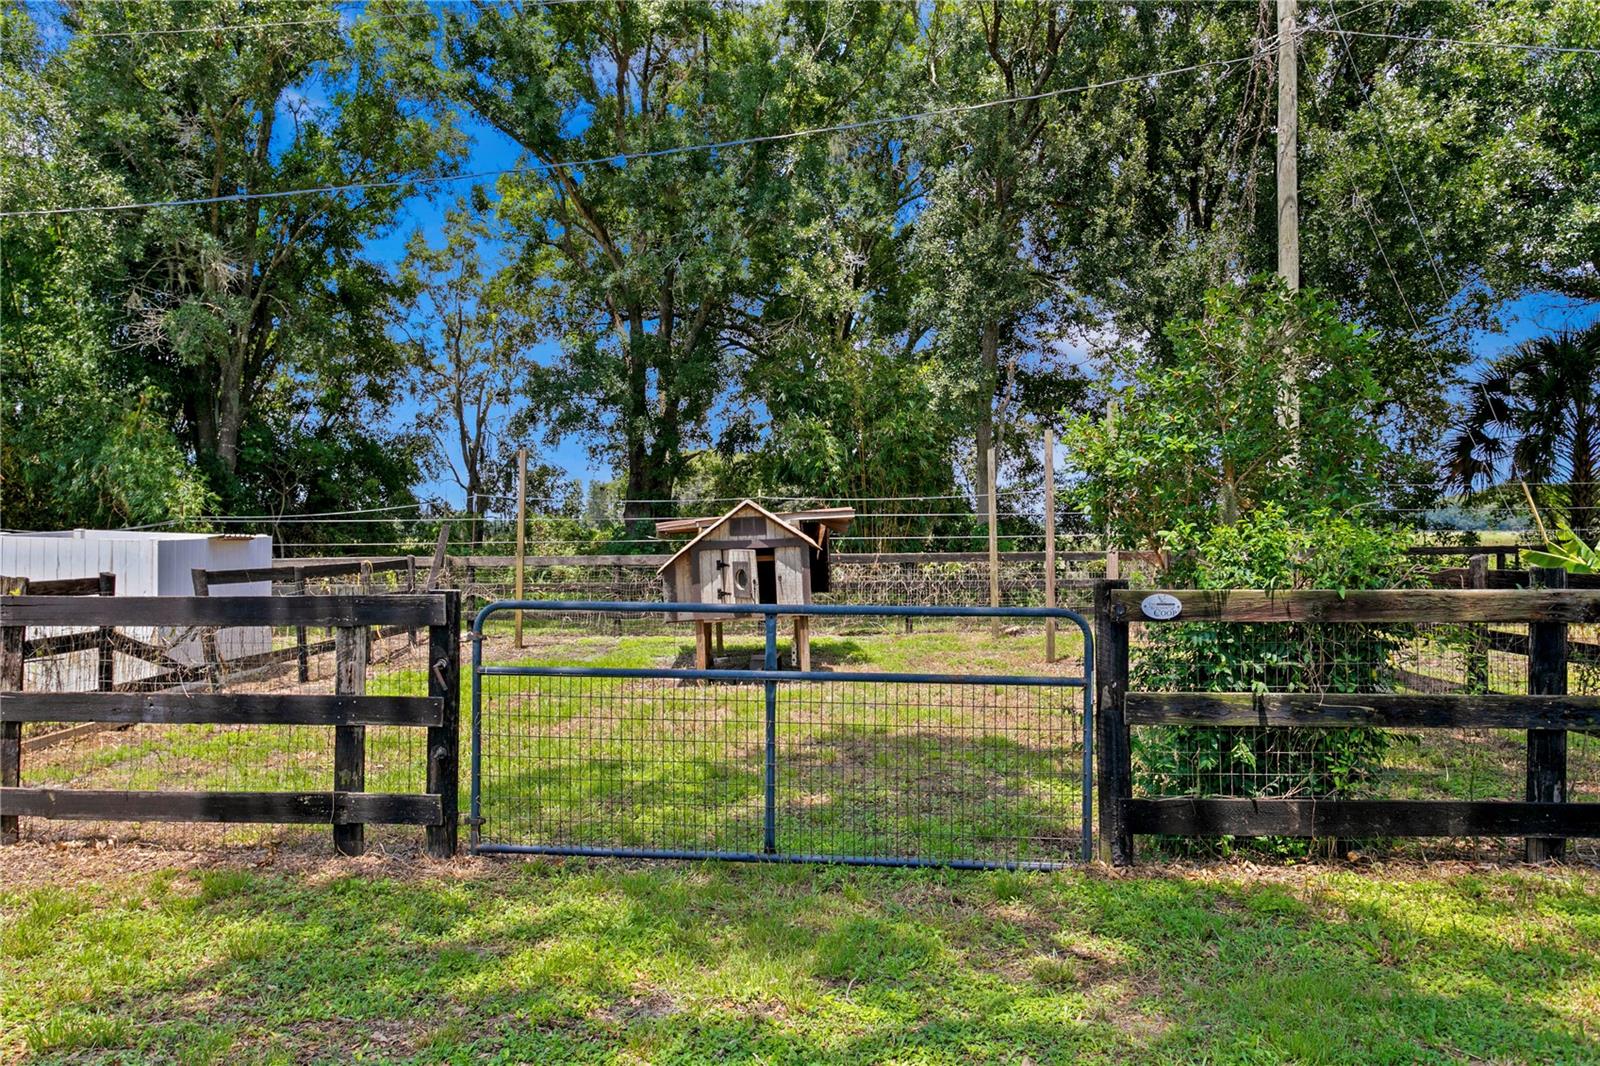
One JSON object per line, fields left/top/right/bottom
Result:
{"left": 3, "top": 856, "right": 1597, "bottom": 1064}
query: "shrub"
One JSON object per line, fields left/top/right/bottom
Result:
{"left": 1132, "top": 507, "right": 1418, "bottom": 815}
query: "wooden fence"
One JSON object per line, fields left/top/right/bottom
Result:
{"left": 1093, "top": 574, "right": 1600, "bottom": 865}
{"left": 0, "top": 589, "right": 461, "bottom": 857}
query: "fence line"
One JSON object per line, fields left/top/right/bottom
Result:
{"left": 1093, "top": 575, "right": 1599, "bottom": 866}
{"left": 0, "top": 588, "right": 461, "bottom": 857}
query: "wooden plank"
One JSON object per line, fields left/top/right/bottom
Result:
{"left": 1528, "top": 566, "right": 1568, "bottom": 862}
{"left": 1125, "top": 798, "right": 1600, "bottom": 838}
{"left": 18, "top": 575, "right": 106, "bottom": 595}
{"left": 427, "top": 590, "right": 461, "bottom": 858}
{"left": 461, "top": 554, "right": 671, "bottom": 569}
{"left": 0, "top": 692, "right": 442, "bottom": 726}
{"left": 1, "top": 576, "right": 24, "bottom": 844}
{"left": 773, "top": 545, "right": 807, "bottom": 605}
{"left": 1124, "top": 691, "right": 1600, "bottom": 729}
{"left": 23, "top": 630, "right": 102, "bottom": 659}
{"left": 1109, "top": 588, "right": 1600, "bottom": 624}
{"left": 2, "top": 595, "right": 448, "bottom": 628}
{"left": 1095, "top": 580, "right": 1133, "bottom": 865}
{"left": 20, "top": 723, "right": 118, "bottom": 754}
{"left": 333, "top": 626, "right": 368, "bottom": 856}
{"left": 1390, "top": 666, "right": 1465, "bottom": 695}
{"left": 1, "top": 788, "right": 440, "bottom": 825}
{"left": 425, "top": 527, "right": 450, "bottom": 591}
{"left": 216, "top": 558, "right": 412, "bottom": 583}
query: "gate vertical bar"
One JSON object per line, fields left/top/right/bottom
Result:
{"left": 763, "top": 612, "right": 778, "bottom": 855}
{"left": 470, "top": 615, "right": 483, "bottom": 853}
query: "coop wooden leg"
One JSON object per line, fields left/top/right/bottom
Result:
{"left": 695, "top": 622, "right": 713, "bottom": 671}
{"left": 714, "top": 622, "right": 724, "bottom": 655}
{"left": 793, "top": 616, "right": 810, "bottom": 672}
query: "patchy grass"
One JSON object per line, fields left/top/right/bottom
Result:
{"left": 2, "top": 854, "right": 1598, "bottom": 1064}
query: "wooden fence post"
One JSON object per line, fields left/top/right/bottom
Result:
{"left": 334, "top": 624, "right": 369, "bottom": 856}
{"left": 406, "top": 556, "right": 418, "bottom": 646}
{"left": 293, "top": 567, "right": 310, "bottom": 683}
{"left": 1527, "top": 566, "right": 1568, "bottom": 862}
{"left": 96, "top": 572, "right": 115, "bottom": 692}
{"left": 1465, "top": 554, "right": 1489, "bottom": 694}
{"left": 426, "top": 590, "right": 461, "bottom": 859}
{"left": 1, "top": 576, "right": 27, "bottom": 844}
{"left": 190, "top": 568, "right": 222, "bottom": 692}
{"left": 1094, "top": 578, "right": 1133, "bottom": 865}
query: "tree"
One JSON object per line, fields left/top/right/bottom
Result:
{"left": 48, "top": 0, "right": 462, "bottom": 508}
{"left": 1067, "top": 279, "right": 1391, "bottom": 547}
{"left": 1447, "top": 324, "right": 1600, "bottom": 534}
{"left": 913, "top": 1, "right": 1112, "bottom": 516}
{"left": 448, "top": 1, "right": 785, "bottom": 518}
{"left": 401, "top": 196, "right": 538, "bottom": 545}
{"left": 0, "top": 5, "right": 211, "bottom": 528}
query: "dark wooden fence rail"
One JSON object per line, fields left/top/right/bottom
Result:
{"left": 1094, "top": 574, "right": 1600, "bottom": 865}
{"left": 0, "top": 591, "right": 461, "bottom": 857}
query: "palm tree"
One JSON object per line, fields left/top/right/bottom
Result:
{"left": 1447, "top": 324, "right": 1600, "bottom": 535}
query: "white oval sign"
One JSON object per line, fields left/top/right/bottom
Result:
{"left": 1140, "top": 593, "right": 1183, "bottom": 621}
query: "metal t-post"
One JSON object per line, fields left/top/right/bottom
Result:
{"left": 763, "top": 612, "right": 778, "bottom": 855}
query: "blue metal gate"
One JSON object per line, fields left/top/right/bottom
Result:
{"left": 470, "top": 602, "right": 1094, "bottom": 868}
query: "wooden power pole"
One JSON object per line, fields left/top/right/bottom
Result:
{"left": 1277, "top": 0, "right": 1301, "bottom": 446}
{"left": 1043, "top": 427, "right": 1056, "bottom": 663}
{"left": 514, "top": 445, "right": 527, "bottom": 648}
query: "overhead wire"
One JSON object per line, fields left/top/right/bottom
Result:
{"left": 1323, "top": 2, "right": 1454, "bottom": 303}
{"left": 1, "top": 43, "right": 1273, "bottom": 218}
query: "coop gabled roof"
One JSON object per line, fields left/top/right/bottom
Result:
{"left": 654, "top": 500, "right": 822, "bottom": 576}
{"left": 655, "top": 505, "right": 854, "bottom": 538}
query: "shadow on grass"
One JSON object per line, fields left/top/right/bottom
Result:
{"left": 6, "top": 862, "right": 1597, "bottom": 1064}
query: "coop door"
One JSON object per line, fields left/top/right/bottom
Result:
{"left": 722, "top": 548, "right": 758, "bottom": 604}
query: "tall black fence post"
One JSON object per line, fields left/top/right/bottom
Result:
{"left": 96, "top": 572, "right": 115, "bottom": 692}
{"left": 1, "top": 576, "right": 28, "bottom": 844}
{"left": 1094, "top": 579, "right": 1133, "bottom": 865}
{"left": 1527, "top": 566, "right": 1569, "bottom": 862}
{"left": 426, "top": 590, "right": 461, "bottom": 859}
{"left": 333, "top": 624, "right": 368, "bottom": 856}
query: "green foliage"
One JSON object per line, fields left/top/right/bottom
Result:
{"left": 1524, "top": 525, "right": 1600, "bottom": 574}
{"left": 1133, "top": 507, "right": 1417, "bottom": 821}
{"left": 1068, "top": 279, "right": 1392, "bottom": 547}
{"left": 1448, "top": 324, "right": 1600, "bottom": 534}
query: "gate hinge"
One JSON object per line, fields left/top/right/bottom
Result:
{"left": 465, "top": 816, "right": 486, "bottom": 827}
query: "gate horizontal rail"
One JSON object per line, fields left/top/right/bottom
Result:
{"left": 471, "top": 601, "right": 1094, "bottom": 869}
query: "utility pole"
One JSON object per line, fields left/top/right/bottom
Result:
{"left": 514, "top": 445, "right": 527, "bottom": 648}
{"left": 1277, "top": 0, "right": 1302, "bottom": 448}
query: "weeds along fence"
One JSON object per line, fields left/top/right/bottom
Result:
{"left": 1, "top": 585, "right": 461, "bottom": 856}
{"left": 1094, "top": 576, "right": 1600, "bottom": 866}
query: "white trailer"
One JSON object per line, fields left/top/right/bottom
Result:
{"left": 0, "top": 530, "right": 273, "bottom": 690}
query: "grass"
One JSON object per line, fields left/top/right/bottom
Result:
{"left": 3, "top": 856, "right": 1598, "bottom": 1063}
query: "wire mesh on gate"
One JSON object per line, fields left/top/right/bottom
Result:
{"left": 471, "top": 601, "right": 1093, "bottom": 869}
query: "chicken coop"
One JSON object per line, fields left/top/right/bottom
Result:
{"left": 655, "top": 500, "right": 854, "bottom": 669}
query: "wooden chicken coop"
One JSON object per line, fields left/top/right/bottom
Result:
{"left": 655, "top": 500, "right": 854, "bottom": 670}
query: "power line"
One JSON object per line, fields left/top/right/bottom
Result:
{"left": 1324, "top": 2, "right": 1454, "bottom": 304}
{"left": 0, "top": 46, "right": 1270, "bottom": 219}
{"left": 1315, "top": 28, "right": 1600, "bottom": 57}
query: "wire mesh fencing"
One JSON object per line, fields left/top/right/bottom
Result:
{"left": 1124, "top": 614, "right": 1599, "bottom": 863}
{"left": 471, "top": 602, "right": 1093, "bottom": 869}
{"left": 11, "top": 599, "right": 450, "bottom": 851}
